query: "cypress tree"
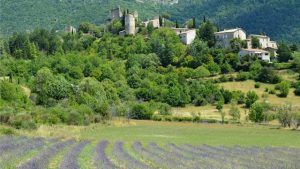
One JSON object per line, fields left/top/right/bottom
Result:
{"left": 175, "top": 20, "right": 179, "bottom": 28}
{"left": 192, "top": 17, "right": 196, "bottom": 28}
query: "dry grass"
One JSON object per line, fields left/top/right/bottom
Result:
{"left": 219, "top": 80, "right": 300, "bottom": 107}
{"left": 171, "top": 80, "right": 300, "bottom": 122}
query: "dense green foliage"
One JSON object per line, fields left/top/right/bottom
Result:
{"left": 1, "top": 0, "right": 300, "bottom": 43}
{"left": 0, "top": 13, "right": 300, "bottom": 129}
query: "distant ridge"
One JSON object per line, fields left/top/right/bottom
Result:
{"left": 0, "top": 0, "right": 300, "bottom": 43}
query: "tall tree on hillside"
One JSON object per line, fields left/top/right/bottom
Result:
{"left": 192, "top": 17, "right": 196, "bottom": 28}
{"left": 277, "top": 43, "right": 292, "bottom": 62}
{"left": 198, "top": 20, "right": 217, "bottom": 48}
{"left": 175, "top": 20, "right": 179, "bottom": 28}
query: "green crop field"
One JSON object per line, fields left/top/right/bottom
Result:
{"left": 3, "top": 120, "right": 298, "bottom": 147}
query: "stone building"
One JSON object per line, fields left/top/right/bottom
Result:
{"left": 108, "top": 6, "right": 123, "bottom": 21}
{"left": 142, "top": 17, "right": 160, "bottom": 28}
{"left": 172, "top": 28, "right": 196, "bottom": 45}
{"left": 65, "top": 26, "right": 76, "bottom": 34}
{"left": 215, "top": 28, "right": 247, "bottom": 48}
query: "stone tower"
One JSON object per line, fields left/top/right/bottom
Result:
{"left": 109, "top": 6, "right": 123, "bottom": 21}
{"left": 125, "top": 14, "right": 136, "bottom": 35}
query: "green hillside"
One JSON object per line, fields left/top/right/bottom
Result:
{"left": 1, "top": 0, "right": 300, "bottom": 43}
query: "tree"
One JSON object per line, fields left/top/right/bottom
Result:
{"left": 216, "top": 100, "right": 225, "bottom": 124}
{"left": 256, "top": 67, "right": 281, "bottom": 84}
{"left": 251, "top": 36, "right": 261, "bottom": 49}
{"left": 149, "top": 28, "right": 186, "bottom": 66}
{"left": 230, "top": 38, "right": 247, "bottom": 53}
{"left": 276, "top": 81, "right": 290, "bottom": 97}
{"left": 277, "top": 104, "right": 294, "bottom": 128}
{"left": 245, "top": 91, "right": 259, "bottom": 108}
{"left": 290, "top": 44, "right": 298, "bottom": 52}
{"left": 294, "top": 82, "right": 300, "bottom": 96}
{"left": 130, "top": 103, "right": 153, "bottom": 120}
{"left": 249, "top": 102, "right": 270, "bottom": 123}
{"left": 229, "top": 104, "right": 241, "bottom": 122}
{"left": 192, "top": 17, "right": 196, "bottom": 28}
{"left": 0, "top": 81, "right": 24, "bottom": 102}
{"left": 277, "top": 43, "right": 292, "bottom": 62}
{"left": 175, "top": 20, "right": 179, "bottom": 28}
{"left": 198, "top": 21, "right": 217, "bottom": 48}
{"left": 79, "top": 23, "right": 90, "bottom": 33}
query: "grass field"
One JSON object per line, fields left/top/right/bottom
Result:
{"left": 2, "top": 119, "right": 298, "bottom": 147}
{"left": 171, "top": 80, "right": 300, "bottom": 122}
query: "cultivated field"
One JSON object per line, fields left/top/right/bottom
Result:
{"left": 0, "top": 135, "right": 300, "bottom": 169}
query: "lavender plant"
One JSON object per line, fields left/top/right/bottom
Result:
{"left": 19, "top": 140, "right": 75, "bottom": 169}
{"left": 60, "top": 141, "right": 89, "bottom": 169}
{"left": 94, "top": 140, "right": 119, "bottom": 169}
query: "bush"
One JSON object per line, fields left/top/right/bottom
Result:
{"left": 130, "top": 103, "right": 154, "bottom": 120}
{"left": 9, "top": 114, "right": 37, "bottom": 130}
{"left": 269, "top": 88, "right": 276, "bottom": 95}
{"left": 245, "top": 91, "right": 259, "bottom": 108}
{"left": 236, "top": 72, "right": 251, "bottom": 81}
{"left": 276, "top": 81, "right": 290, "bottom": 97}
{"left": 0, "top": 127, "right": 16, "bottom": 135}
{"left": 256, "top": 67, "right": 282, "bottom": 84}
{"left": 254, "top": 83, "right": 261, "bottom": 88}
{"left": 0, "top": 112, "right": 13, "bottom": 124}
{"left": 249, "top": 102, "right": 271, "bottom": 123}
{"left": 65, "top": 110, "right": 85, "bottom": 125}
{"left": 277, "top": 104, "right": 294, "bottom": 128}
{"left": 229, "top": 104, "right": 240, "bottom": 121}
{"left": 294, "top": 82, "right": 300, "bottom": 96}
{"left": 0, "top": 81, "right": 24, "bottom": 102}
{"left": 231, "top": 91, "right": 245, "bottom": 104}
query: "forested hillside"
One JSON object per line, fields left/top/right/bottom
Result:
{"left": 0, "top": 0, "right": 300, "bottom": 43}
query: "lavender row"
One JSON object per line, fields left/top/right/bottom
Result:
{"left": 60, "top": 141, "right": 89, "bottom": 169}
{"left": 94, "top": 140, "right": 119, "bottom": 169}
{"left": 112, "top": 141, "right": 151, "bottom": 169}
{"left": 0, "top": 137, "right": 45, "bottom": 166}
{"left": 0, "top": 136, "right": 29, "bottom": 156}
{"left": 19, "top": 139, "right": 75, "bottom": 169}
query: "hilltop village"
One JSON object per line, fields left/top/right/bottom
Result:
{"left": 65, "top": 6, "right": 278, "bottom": 63}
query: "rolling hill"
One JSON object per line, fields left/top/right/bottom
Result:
{"left": 0, "top": 0, "right": 300, "bottom": 43}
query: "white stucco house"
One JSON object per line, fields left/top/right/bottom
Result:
{"left": 238, "top": 48, "right": 271, "bottom": 62}
{"left": 172, "top": 28, "right": 196, "bottom": 45}
{"left": 215, "top": 28, "right": 247, "bottom": 48}
{"left": 248, "top": 34, "right": 278, "bottom": 49}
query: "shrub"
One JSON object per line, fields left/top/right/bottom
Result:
{"left": 245, "top": 91, "right": 259, "bottom": 108}
{"left": 276, "top": 81, "right": 290, "bottom": 97}
{"left": 294, "top": 82, "right": 300, "bottom": 96}
{"left": 229, "top": 104, "right": 241, "bottom": 121}
{"left": 0, "top": 127, "right": 16, "bottom": 135}
{"left": 0, "top": 81, "right": 24, "bottom": 102}
{"left": 130, "top": 103, "right": 153, "bottom": 120}
{"left": 269, "top": 88, "right": 276, "bottom": 95}
{"left": 256, "top": 67, "right": 282, "bottom": 84}
{"left": 277, "top": 104, "right": 294, "bottom": 128}
{"left": 254, "top": 83, "right": 261, "bottom": 88}
{"left": 194, "top": 66, "right": 210, "bottom": 78}
{"left": 0, "top": 112, "right": 13, "bottom": 124}
{"left": 249, "top": 102, "right": 271, "bottom": 123}
{"left": 9, "top": 114, "right": 37, "bottom": 130}
{"left": 231, "top": 91, "right": 245, "bottom": 104}
{"left": 65, "top": 110, "right": 85, "bottom": 125}
{"left": 236, "top": 72, "right": 251, "bottom": 81}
